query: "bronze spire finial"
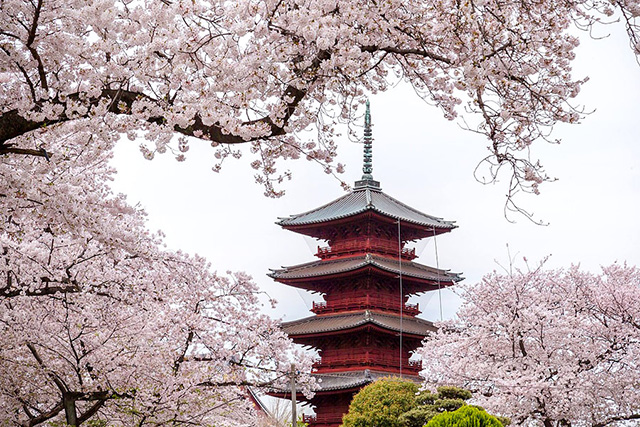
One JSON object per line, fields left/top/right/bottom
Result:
{"left": 362, "top": 100, "right": 373, "bottom": 180}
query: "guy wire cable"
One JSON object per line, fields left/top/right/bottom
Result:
{"left": 397, "top": 219, "right": 403, "bottom": 378}
{"left": 432, "top": 227, "right": 443, "bottom": 322}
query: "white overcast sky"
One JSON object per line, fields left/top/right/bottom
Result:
{"left": 111, "top": 22, "right": 640, "bottom": 323}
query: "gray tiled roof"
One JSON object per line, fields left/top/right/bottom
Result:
{"left": 277, "top": 185, "right": 456, "bottom": 229}
{"left": 270, "top": 370, "right": 421, "bottom": 395}
{"left": 269, "top": 253, "right": 462, "bottom": 283}
{"left": 314, "top": 370, "right": 420, "bottom": 392}
{"left": 281, "top": 311, "right": 437, "bottom": 336}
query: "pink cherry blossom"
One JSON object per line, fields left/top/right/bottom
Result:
{"left": 419, "top": 263, "right": 640, "bottom": 427}
{"left": 0, "top": 131, "right": 314, "bottom": 425}
{"left": 1, "top": 0, "right": 639, "bottom": 205}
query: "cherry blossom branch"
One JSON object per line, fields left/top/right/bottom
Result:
{"left": 76, "top": 399, "right": 107, "bottom": 424}
{"left": 0, "top": 84, "right": 305, "bottom": 148}
{"left": 360, "top": 45, "right": 452, "bottom": 64}
{"left": 0, "top": 144, "right": 50, "bottom": 158}
{"left": 21, "top": 401, "right": 65, "bottom": 427}
{"left": 593, "top": 413, "right": 640, "bottom": 427}
{"left": 25, "top": 342, "right": 70, "bottom": 400}
{"left": 173, "top": 330, "right": 195, "bottom": 374}
{"left": 25, "top": 0, "right": 48, "bottom": 92}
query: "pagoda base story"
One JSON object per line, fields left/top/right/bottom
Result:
{"left": 270, "top": 370, "right": 422, "bottom": 427}
{"left": 303, "top": 393, "right": 353, "bottom": 427}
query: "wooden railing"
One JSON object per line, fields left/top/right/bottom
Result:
{"left": 313, "top": 354, "right": 422, "bottom": 372}
{"left": 406, "top": 302, "right": 419, "bottom": 314}
{"left": 311, "top": 299, "right": 420, "bottom": 316}
{"left": 302, "top": 415, "right": 316, "bottom": 424}
{"left": 302, "top": 413, "right": 344, "bottom": 424}
{"left": 316, "top": 238, "right": 416, "bottom": 260}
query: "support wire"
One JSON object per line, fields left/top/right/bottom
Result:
{"left": 397, "top": 220, "right": 403, "bottom": 378}
{"left": 433, "top": 228, "right": 443, "bottom": 322}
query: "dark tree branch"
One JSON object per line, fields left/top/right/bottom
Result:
{"left": 173, "top": 330, "right": 195, "bottom": 374}
{"left": 26, "top": 342, "right": 68, "bottom": 394}
{"left": 593, "top": 413, "right": 640, "bottom": 427}
{"left": 26, "top": 0, "right": 48, "bottom": 91}
{"left": 360, "top": 45, "right": 452, "bottom": 65}
{"left": 1, "top": 278, "right": 80, "bottom": 299}
{"left": 0, "top": 146, "right": 50, "bottom": 158}
{"left": 24, "top": 401, "right": 65, "bottom": 427}
{"left": 0, "top": 83, "right": 306, "bottom": 149}
{"left": 77, "top": 399, "right": 107, "bottom": 424}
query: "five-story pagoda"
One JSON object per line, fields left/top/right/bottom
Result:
{"left": 270, "top": 103, "right": 461, "bottom": 427}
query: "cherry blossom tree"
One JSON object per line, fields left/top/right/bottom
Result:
{"left": 1, "top": 0, "right": 639, "bottom": 206}
{"left": 419, "top": 263, "right": 640, "bottom": 427}
{"left": 0, "top": 132, "right": 314, "bottom": 426}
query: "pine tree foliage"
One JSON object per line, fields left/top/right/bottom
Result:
{"left": 425, "top": 406, "right": 504, "bottom": 427}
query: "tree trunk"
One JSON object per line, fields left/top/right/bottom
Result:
{"left": 63, "top": 394, "right": 78, "bottom": 426}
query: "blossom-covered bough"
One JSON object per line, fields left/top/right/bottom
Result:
{"left": 0, "top": 134, "right": 315, "bottom": 425}
{"left": 419, "top": 263, "right": 640, "bottom": 427}
{"left": 1, "top": 0, "right": 639, "bottom": 207}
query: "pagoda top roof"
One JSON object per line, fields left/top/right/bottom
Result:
{"left": 269, "top": 253, "right": 462, "bottom": 284}
{"left": 276, "top": 183, "right": 456, "bottom": 230}
{"left": 277, "top": 102, "right": 456, "bottom": 237}
{"left": 281, "top": 310, "right": 436, "bottom": 337}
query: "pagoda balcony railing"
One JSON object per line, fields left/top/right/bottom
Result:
{"left": 313, "top": 355, "right": 422, "bottom": 372}
{"left": 317, "top": 238, "right": 416, "bottom": 260}
{"left": 406, "top": 302, "right": 419, "bottom": 314}
{"left": 302, "top": 415, "right": 316, "bottom": 424}
{"left": 312, "top": 299, "right": 420, "bottom": 316}
{"left": 303, "top": 413, "right": 343, "bottom": 424}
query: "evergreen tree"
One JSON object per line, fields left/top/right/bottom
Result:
{"left": 425, "top": 406, "right": 503, "bottom": 427}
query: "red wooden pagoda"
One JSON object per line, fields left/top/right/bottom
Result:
{"left": 270, "top": 102, "right": 461, "bottom": 427}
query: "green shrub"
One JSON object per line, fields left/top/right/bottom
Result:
{"left": 415, "top": 391, "right": 437, "bottom": 406}
{"left": 398, "top": 405, "right": 441, "bottom": 427}
{"left": 433, "top": 398, "right": 466, "bottom": 413}
{"left": 425, "top": 406, "right": 503, "bottom": 427}
{"left": 342, "top": 378, "right": 419, "bottom": 427}
{"left": 436, "top": 387, "right": 472, "bottom": 401}
{"left": 342, "top": 380, "right": 506, "bottom": 427}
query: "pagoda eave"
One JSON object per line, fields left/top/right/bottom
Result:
{"left": 271, "top": 265, "right": 458, "bottom": 283}
{"left": 281, "top": 311, "right": 436, "bottom": 339}
{"left": 269, "top": 255, "right": 461, "bottom": 287}
{"left": 268, "top": 384, "right": 368, "bottom": 401}
{"left": 275, "top": 274, "right": 457, "bottom": 294}
{"left": 313, "top": 373, "right": 421, "bottom": 395}
{"left": 288, "top": 324, "right": 430, "bottom": 343}
{"left": 281, "top": 210, "right": 455, "bottom": 242}
{"left": 269, "top": 370, "right": 422, "bottom": 399}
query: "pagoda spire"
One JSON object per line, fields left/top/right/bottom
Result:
{"left": 362, "top": 100, "right": 373, "bottom": 181}
{"left": 355, "top": 100, "right": 380, "bottom": 189}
